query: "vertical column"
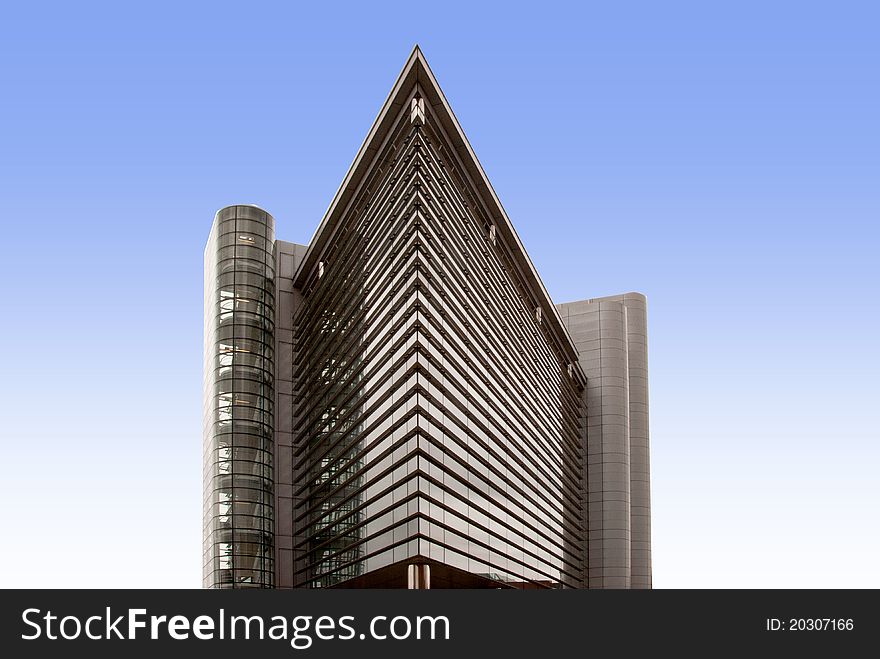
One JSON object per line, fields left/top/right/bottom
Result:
{"left": 558, "top": 297, "right": 633, "bottom": 588}
{"left": 203, "top": 205, "right": 276, "bottom": 588}
{"left": 558, "top": 293, "right": 651, "bottom": 589}
{"left": 408, "top": 564, "right": 431, "bottom": 589}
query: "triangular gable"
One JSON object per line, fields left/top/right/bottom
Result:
{"left": 293, "top": 45, "right": 582, "bottom": 371}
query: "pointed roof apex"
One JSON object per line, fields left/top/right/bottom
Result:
{"left": 294, "top": 48, "right": 581, "bottom": 362}
{"left": 403, "top": 44, "right": 425, "bottom": 74}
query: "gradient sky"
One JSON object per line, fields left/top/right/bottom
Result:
{"left": 1, "top": 1, "right": 877, "bottom": 588}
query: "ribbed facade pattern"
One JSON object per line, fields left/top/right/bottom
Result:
{"left": 203, "top": 205, "right": 277, "bottom": 588}
{"left": 291, "top": 97, "right": 585, "bottom": 588}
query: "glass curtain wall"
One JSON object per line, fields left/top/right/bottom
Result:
{"left": 203, "top": 205, "right": 277, "bottom": 588}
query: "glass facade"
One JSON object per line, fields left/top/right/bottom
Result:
{"left": 203, "top": 205, "right": 276, "bottom": 588}
{"left": 291, "top": 99, "right": 585, "bottom": 588}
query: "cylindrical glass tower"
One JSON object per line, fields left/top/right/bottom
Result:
{"left": 203, "top": 205, "right": 276, "bottom": 588}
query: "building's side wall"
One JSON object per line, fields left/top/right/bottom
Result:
{"left": 203, "top": 205, "right": 277, "bottom": 588}
{"left": 557, "top": 293, "right": 651, "bottom": 589}
{"left": 273, "top": 241, "right": 308, "bottom": 588}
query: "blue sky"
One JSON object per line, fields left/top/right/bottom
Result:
{"left": 1, "top": 1, "right": 877, "bottom": 587}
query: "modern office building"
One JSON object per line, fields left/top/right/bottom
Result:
{"left": 203, "top": 47, "right": 651, "bottom": 589}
